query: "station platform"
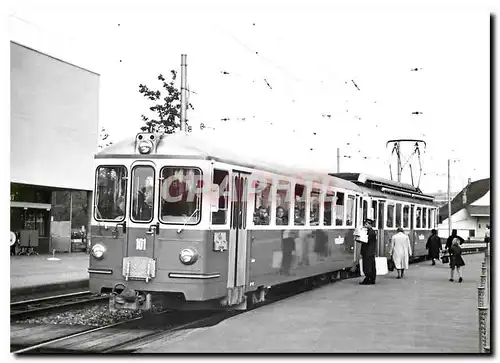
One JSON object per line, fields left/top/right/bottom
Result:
{"left": 139, "top": 253, "right": 486, "bottom": 353}
{"left": 10, "top": 252, "right": 89, "bottom": 298}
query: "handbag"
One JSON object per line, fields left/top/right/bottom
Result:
{"left": 441, "top": 253, "right": 449, "bottom": 264}
{"left": 387, "top": 258, "right": 395, "bottom": 272}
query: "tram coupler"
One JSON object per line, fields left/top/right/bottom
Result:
{"left": 109, "top": 283, "right": 152, "bottom": 312}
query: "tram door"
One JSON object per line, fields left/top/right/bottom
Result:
{"left": 226, "top": 171, "right": 250, "bottom": 307}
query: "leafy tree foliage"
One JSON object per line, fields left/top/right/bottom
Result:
{"left": 139, "top": 71, "right": 194, "bottom": 133}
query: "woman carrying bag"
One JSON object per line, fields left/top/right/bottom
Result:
{"left": 389, "top": 227, "right": 412, "bottom": 279}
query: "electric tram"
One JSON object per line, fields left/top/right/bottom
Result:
{"left": 88, "top": 131, "right": 439, "bottom": 312}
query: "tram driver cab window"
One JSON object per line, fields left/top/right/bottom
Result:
{"left": 159, "top": 167, "right": 202, "bottom": 225}
{"left": 95, "top": 166, "right": 127, "bottom": 221}
{"left": 253, "top": 177, "right": 272, "bottom": 226}
{"left": 211, "top": 169, "right": 229, "bottom": 225}
{"left": 131, "top": 166, "right": 155, "bottom": 222}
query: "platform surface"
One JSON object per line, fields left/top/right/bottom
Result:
{"left": 10, "top": 253, "right": 89, "bottom": 294}
{"left": 139, "top": 253, "right": 487, "bottom": 353}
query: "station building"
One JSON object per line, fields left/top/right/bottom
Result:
{"left": 10, "top": 41, "right": 99, "bottom": 254}
{"left": 437, "top": 177, "right": 490, "bottom": 240}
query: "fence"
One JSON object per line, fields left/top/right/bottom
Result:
{"left": 478, "top": 241, "right": 490, "bottom": 353}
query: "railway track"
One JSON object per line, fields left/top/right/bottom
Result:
{"left": 11, "top": 310, "right": 228, "bottom": 354}
{"left": 11, "top": 291, "right": 108, "bottom": 318}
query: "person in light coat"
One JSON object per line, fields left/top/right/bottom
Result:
{"left": 389, "top": 227, "right": 412, "bottom": 279}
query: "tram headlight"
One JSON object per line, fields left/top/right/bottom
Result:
{"left": 179, "top": 248, "right": 198, "bottom": 265}
{"left": 91, "top": 244, "right": 106, "bottom": 259}
{"left": 138, "top": 140, "right": 153, "bottom": 154}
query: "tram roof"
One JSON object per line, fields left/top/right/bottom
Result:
{"left": 331, "top": 172, "right": 435, "bottom": 203}
{"left": 96, "top": 132, "right": 363, "bottom": 192}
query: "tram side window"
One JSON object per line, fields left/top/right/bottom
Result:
{"left": 211, "top": 169, "right": 229, "bottom": 225}
{"left": 276, "top": 180, "right": 291, "bottom": 226}
{"left": 415, "top": 207, "right": 422, "bottom": 228}
{"left": 362, "top": 200, "right": 368, "bottom": 224}
{"left": 430, "top": 209, "right": 435, "bottom": 229}
{"left": 422, "top": 208, "right": 427, "bottom": 229}
{"left": 253, "top": 178, "right": 272, "bottom": 226}
{"left": 403, "top": 205, "right": 410, "bottom": 229}
{"left": 346, "top": 195, "right": 355, "bottom": 226}
{"left": 95, "top": 166, "right": 127, "bottom": 221}
{"left": 160, "top": 167, "right": 202, "bottom": 224}
{"left": 323, "top": 191, "right": 334, "bottom": 226}
{"left": 294, "top": 184, "right": 306, "bottom": 226}
{"left": 371, "top": 200, "right": 378, "bottom": 228}
{"left": 386, "top": 204, "right": 395, "bottom": 228}
{"left": 395, "top": 203, "right": 402, "bottom": 228}
{"left": 310, "top": 188, "right": 321, "bottom": 226}
{"left": 335, "top": 192, "right": 345, "bottom": 226}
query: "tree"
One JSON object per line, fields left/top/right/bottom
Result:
{"left": 98, "top": 127, "right": 113, "bottom": 150}
{"left": 138, "top": 71, "right": 194, "bottom": 133}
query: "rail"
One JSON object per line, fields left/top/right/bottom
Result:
{"left": 477, "top": 241, "right": 490, "bottom": 354}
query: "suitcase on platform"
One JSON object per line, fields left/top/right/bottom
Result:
{"left": 359, "top": 257, "right": 389, "bottom": 276}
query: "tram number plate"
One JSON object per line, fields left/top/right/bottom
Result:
{"left": 136, "top": 238, "right": 147, "bottom": 251}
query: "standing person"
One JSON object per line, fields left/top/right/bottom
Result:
{"left": 449, "top": 239, "right": 465, "bottom": 282}
{"left": 360, "top": 218, "right": 377, "bottom": 285}
{"left": 484, "top": 224, "right": 490, "bottom": 243}
{"left": 389, "top": 227, "right": 412, "bottom": 279}
{"left": 446, "top": 229, "right": 464, "bottom": 250}
{"left": 426, "top": 229, "right": 442, "bottom": 265}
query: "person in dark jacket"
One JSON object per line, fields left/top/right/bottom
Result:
{"left": 446, "top": 229, "right": 464, "bottom": 250}
{"left": 360, "top": 218, "right": 377, "bottom": 285}
{"left": 449, "top": 239, "right": 465, "bottom": 282}
{"left": 426, "top": 229, "right": 442, "bottom": 265}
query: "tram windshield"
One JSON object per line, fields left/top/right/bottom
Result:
{"left": 160, "top": 167, "right": 202, "bottom": 224}
{"left": 131, "top": 166, "right": 155, "bottom": 222}
{"left": 94, "top": 166, "right": 127, "bottom": 221}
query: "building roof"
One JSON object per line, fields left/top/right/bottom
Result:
{"left": 11, "top": 41, "right": 100, "bottom": 76}
{"left": 466, "top": 205, "right": 490, "bottom": 217}
{"left": 439, "top": 178, "right": 490, "bottom": 221}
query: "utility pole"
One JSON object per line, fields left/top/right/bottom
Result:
{"left": 447, "top": 159, "right": 452, "bottom": 236}
{"left": 180, "top": 54, "right": 187, "bottom": 133}
{"left": 337, "top": 148, "right": 340, "bottom": 173}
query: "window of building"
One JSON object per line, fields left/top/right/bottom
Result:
{"left": 211, "top": 169, "right": 229, "bottom": 225}
{"left": 159, "top": 167, "right": 202, "bottom": 224}
{"left": 469, "top": 229, "right": 475, "bottom": 237}
{"left": 94, "top": 166, "right": 128, "bottom": 221}
{"left": 386, "top": 204, "right": 395, "bottom": 228}
{"left": 253, "top": 178, "right": 272, "bottom": 226}
{"left": 294, "top": 184, "right": 306, "bottom": 226}
{"left": 346, "top": 195, "right": 355, "bottom": 226}
{"left": 276, "top": 180, "right": 291, "bottom": 226}
{"left": 324, "top": 190, "right": 334, "bottom": 226}
{"left": 310, "top": 188, "right": 321, "bottom": 226}
{"left": 335, "top": 192, "right": 345, "bottom": 226}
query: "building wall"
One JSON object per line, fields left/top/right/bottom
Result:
{"left": 10, "top": 42, "right": 99, "bottom": 191}
{"left": 438, "top": 208, "right": 489, "bottom": 240}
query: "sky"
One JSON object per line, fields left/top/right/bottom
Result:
{"left": 5, "top": 0, "right": 493, "bottom": 194}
